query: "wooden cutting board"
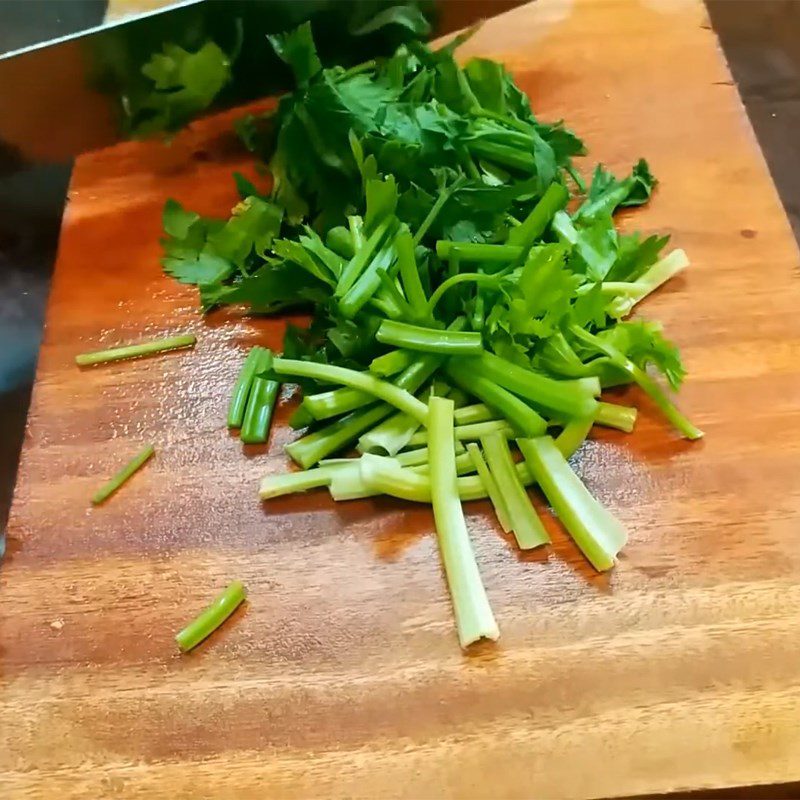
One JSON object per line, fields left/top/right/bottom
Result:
{"left": 4, "top": 1, "right": 800, "bottom": 797}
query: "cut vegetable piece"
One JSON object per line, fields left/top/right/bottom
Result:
{"left": 554, "top": 417, "right": 594, "bottom": 459}
{"left": 240, "top": 350, "right": 279, "bottom": 444}
{"left": 608, "top": 249, "right": 689, "bottom": 317}
{"left": 274, "top": 358, "right": 428, "bottom": 424}
{"left": 517, "top": 436, "right": 628, "bottom": 571}
{"left": 436, "top": 241, "right": 523, "bottom": 264}
{"left": 369, "top": 349, "right": 416, "bottom": 377}
{"left": 288, "top": 405, "right": 314, "bottom": 430}
{"left": 376, "top": 319, "right": 483, "bottom": 355}
{"left": 467, "top": 351, "right": 598, "bottom": 419}
{"left": 76, "top": 334, "right": 196, "bottom": 366}
{"left": 175, "top": 581, "right": 247, "bottom": 652}
{"left": 454, "top": 403, "right": 496, "bottom": 426}
{"left": 570, "top": 326, "right": 702, "bottom": 440}
{"left": 358, "top": 383, "right": 447, "bottom": 456}
{"left": 259, "top": 464, "right": 346, "bottom": 499}
{"left": 466, "top": 443, "right": 512, "bottom": 532}
{"left": 227, "top": 347, "right": 264, "bottom": 429}
{"left": 91, "top": 444, "right": 155, "bottom": 505}
{"left": 396, "top": 226, "right": 429, "bottom": 317}
{"left": 427, "top": 396, "right": 499, "bottom": 648}
{"left": 595, "top": 401, "right": 637, "bottom": 433}
{"left": 506, "top": 182, "right": 570, "bottom": 251}
{"left": 286, "top": 403, "right": 391, "bottom": 469}
{"left": 302, "top": 385, "right": 377, "bottom": 421}
{"left": 481, "top": 433, "right": 549, "bottom": 550}
{"left": 414, "top": 451, "right": 476, "bottom": 477}
{"left": 447, "top": 360, "right": 547, "bottom": 438}
{"left": 406, "top": 419, "right": 514, "bottom": 448}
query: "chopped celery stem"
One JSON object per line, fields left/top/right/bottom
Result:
{"left": 376, "top": 319, "right": 483, "bottom": 356}
{"left": 240, "top": 350, "right": 279, "bottom": 445}
{"left": 428, "top": 397, "right": 499, "bottom": 648}
{"left": 273, "top": 358, "right": 428, "bottom": 424}
{"left": 227, "top": 347, "right": 265, "bottom": 429}
{"left": 76, "top": 334, "right": 196, "bottom": 366}
{"left": 91, "top": 444, "right": 155, "bottom": 505}
{"left": 466, "top": 443, "right": 512, "bottom": 533}
{"left": 175, "top": 581, "right": 247, "bottom": 652}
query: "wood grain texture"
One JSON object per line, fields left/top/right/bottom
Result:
{"left": 4, "top": 1, "right": 800, "bottom": 797}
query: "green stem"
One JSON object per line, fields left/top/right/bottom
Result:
{"left": 465, "top": 351, "right": 598, "bottom": 419}
{"left": 286, "top": 404, "right": 391, "bottom": 469}
{"left": 466, "top": 139, "right": 535, "bottom": 172}
{"left": 469, "top": 106, "right": 532, "bottom": 135}
{"left": 302, "top": 385, "right": 377, "bottom": 422}
{"left": 396, "top": 226, "right": 430, "bottom": 317}
{"left": 413, "top": 176, "right": 466, "bottom": 245}
{"left": 570, "top": 326, "right": 703, "bottom": 440}
{"left": 91, "top": 444, "right": 155, "bottom": 505}
{"left": 175, "top": 581, "right": 247, "bottom": 653}
{"left": 436, "top": 240, "right": 522, "bottom": 264}
{"left": 517, "top": 436, "right": 627, "bottom": 571}
{"left": 227, "top": 347, "right": 264, "bottom": 429}
{"left": 406, "top": 418, "right": 513, "bottom": 449}
{"left": 240, "top": 350, "right": 280, "bottom": 445}
{"left": 426, "top": 272, "right": 504, "bottom": 315}
{"left": 274, "top": 358, "right": 429, "bottom": 424}
{"left": 428, "top": 396, "right": 499, "bottom": 648}
{"left": 376, "top": 318, "right": 483, "bottom": 355}
{"left": 594, "top": 401, "right": 637, "bottom": 433}
{"left": 481, "top": 433, "right": 549, "bottom": 550}
{"left": 507, "top": 182, "right": 570, "bottom": 249}
{"left": 369, "top": 349, "right": 416, "bottom": 377}
{"left": 447, "top": 360, "right": 547, "bottom": 438}
{"left": 554, "top": 417, "right": 594, "bottom": 459}
{"left": 76, "top": 334, "right": 196, "bottom": 366}
{"left": 336, "top": 217, "right": 392, "bottom": 298}
{"left": 454, "top": 403, "right": 496, "bottom": 426}
{"left": 466, "top": 443, "right": 512, "bottom": 533}
{"left": 259, "top": 465, "right": 343, "bottom": 500}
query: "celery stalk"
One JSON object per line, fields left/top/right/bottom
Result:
{"left": 517, "top": 436, "right": 628, "bottom": 571}
{"left": 427, "top": 397, "right": 499, "bottom": 648}
{"left": 466, "top": 443, "right": 512, "bottom": 533}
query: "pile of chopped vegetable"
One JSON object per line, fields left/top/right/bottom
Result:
{"left": 162, "top": 23, "right": 701, "bottom": 649}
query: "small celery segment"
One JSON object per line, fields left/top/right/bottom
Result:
{"left": 554, "top": 417, "right": 594, "bottom": 459}
{"left": 369, "top": 349, "right": 416, "bottom": 377}
{"left": 175, "top": 581, "right": 247, "bottom": 652}
{"left": 428, "top": 396, "right": 499, "bottom": 649}
{"left": 240, "top": 349, "right": 279, "bottom": 445}
{"left": 274, "top": 358, "right": 428, "bottom": 424}
{"left": 227, "top": 347, "right": 264, "bottom": 428}
{"left": 447, "top": 361, "right": 547, "bottom": 438}
{"left": 466, "top": 443, "right": 512, "bottom": 533}
{"left": 376, "top": 319, "right": 483, "bottom": 355}
{"left": 91, "top": 444, "right": 155, "bottom": 505}
{"left": 260, "top": 464, "right": 345, "bottom": 500}
{"left": 517, "top": 436, "right": 628, "bottom": 571}
{"left": 595, "top": 401, "right": 637, "bottom": 433}
{"left": 481, "top": 433, "right": 549, "bottom": 550}
{"left": 75, "top": 333, "right": 196, "bottom": 366}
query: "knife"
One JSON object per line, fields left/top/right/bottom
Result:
{"left": 0, "top": 0, "right": 434, "bottom": 173}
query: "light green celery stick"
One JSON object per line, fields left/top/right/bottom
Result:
{"left": 427, "top": 396, "right": 499, "bottom": 648}
{"left": 240, "top": 349, "right": 279, "bottom": 445}
{"left": 259, "top": 464, "right": 347, "bottom": 500}
{"left": 358, "top": 383, "right": 448, "bottom": 456}
{"left": 273, "top": 358, "right": 428, "bottom": 425}
{"left": 465, "top": 351, "right": 598, "bottom": 419}
{"left": 286, "top": 404, "right": 391, "bottom": 469}
{"left": 569, "top": 326, "right": 702, "bottom": 440}
{"left": 454, "top": 403, "right": 496, "bottom": 426}
{"left": 76, "top": 334, "right": 196, "bottom": 366}
{"left": 608, "top": 249, "right": 689, "bottom": 317}
{"left": 595, "top": 402, "right": 637, "bottom": 433}
{"left": 466, "top": 443, "right": 512, "bottom": 533}
{"left": 302, "top": 385, "right": 377, "bottom": 421}
{"left": 447, "top": 361, "right": 547, "bottom": 438}
{"left": 554, "top": 417, "right": 594, "bottom": 459}
{"left": 436, "top": 240, "right": 523, "bottom": 264}
{"left": 359, "top": 453, "right": 533, "bottom": 503}
{"left": 517, "top": 436, "right": 628, "bottom": 571}
{"left": 91, "top": 444, "right": 155, "bottom": 505}
{"left": 175, "top": 581, "right": 247, "bottom": 652}
{"left": 329, "top": 461, "right": 373, "bottom": 501}
{"left": 376, "top": 319, "right": 483, "bottom": 356}
{"left": 413, "top": 451, "right": 476, "bottom": 477}
{"left": 406, "top": 418, "right": 513, "bottom": 448}
{"left": 481, "top": 433, "right": 549, "bottom": 550}
{"left": 369, "top": 349, "right": 416, "bottom": 377}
